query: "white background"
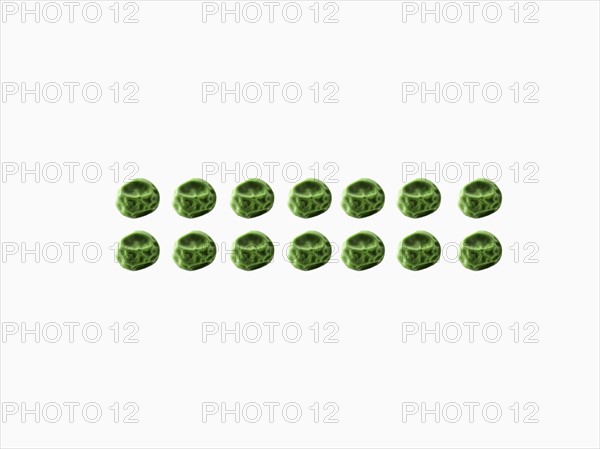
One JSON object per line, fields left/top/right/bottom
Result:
{"left": 1, "top": 1, "right": 599, "bottom": 448}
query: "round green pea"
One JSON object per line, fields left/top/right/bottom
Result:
{"left": 398, "top": 231, "right": 441, "bottom": 271}
{"left": 231, "top": 179, "right": 275, "bottom": 218}
{"left": 173, "top": 179, "right": 217, "bottom": 218}
{"left": 231, "top": 231, "right": 274, "bottom": 271}
{"left": 116, "top": 178, "right": 160, "bottom": 218}
{"left": 342, "top": 231, "right": 385, "bottom": 271}
{"left": 459, "top": 178, "right": 502, "bottom": 218}
{"left": 173, "top": 231, "right": 216, "bottom": 271}
{"left": 287, "top": 231, "right": 332, "bottom": 271}
{"left": 459, "top": 231, "right": 502, "bottom": 271}
{"left": 288, "top": 179, "right": 332, "bottom": 218}
{"left": 398, "top": 179, "right": 441, "bottom": 218}
{"left": 341, "top": 178, "right": 385, "bottom": 218}
{"left": 117, "top": 231, "right": 160, "bottom": 271}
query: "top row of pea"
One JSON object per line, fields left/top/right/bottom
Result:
{"left": 116, "top": 177, "right": 502, "bottom": 219}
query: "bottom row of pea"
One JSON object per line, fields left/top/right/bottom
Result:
{"left": 117, "top": 229, "right": 502, "bottom": 272}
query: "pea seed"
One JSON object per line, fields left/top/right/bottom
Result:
{"left": 173, "top": 231, "right": 216, "bottom": 271}
{"left": 288, "top": 231, "right": 332, "bottom": 271}
{"left": 341, "top": 179, "right": 385, "bottom": 218}
{"left": 460, "top": 231, "right": 502, "bottom": 271}
{"left": 117, "top": 231, "right": 160, "bottom": 271}
{"left": 288, "top": 179, "right": 332, "bottom": 218}
{"left": 173, "top": 179, "right": 217, "bottom": 218}
{"left": 342, "top": 231, "right": 385, "bottom": 271}
{"left": 398, "top": 179, "right": 441, "bottom": 218}
{"left": 116, "top": 178, "right": 160, "bottom": 218}
{"left": 398, "top": 231, "right": 441, "bottom": 271}
{"left": 232, "top": 231, "right": 274, "bottom": 271}
{"left": 231, "top": 179, "right": 275, "bottom": 218}
{"left": 459, "top": 178, "right": 502, "bottom": 218}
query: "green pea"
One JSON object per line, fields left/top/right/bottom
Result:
{"left": 459, "top": 231, "right": 502, "bottom": 271}
{"left": 231, "top": 179, "right": 275, "bottom": 218}
{"left": 288, "top": 179, "right": 332, "bottom": 218}
{"left": 117, "top": 231, "right": 160, "bottom": 271}
{"left": 288, "top": 231, "right": 332, "bottom": 271}
{"left": 398, "top": 179, "right": 441, "bottom": 218}
{"left": 342, "top": 231, "right": 385, "bottom": 271}
{"left": 341, "top": 178, "right": 385, "bottom": 218}
{"left": 173, "top": 179, "right": 217, "bottom": 218}
{"left": 459, "top": 178, "right": 502, "bottom": 218}
{"left": 116, "top": 178, "right": 160, "bottom": 218}
{"left": 173, "top": 231, "right": 216, "bottom": 271}
{"left": 398, "top": 231, "right": 441, "bottom": 271}
{"left": 232, "top": 231, "right": 274, "bottom": 271}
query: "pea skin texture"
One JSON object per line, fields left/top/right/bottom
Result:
{"left": 342, "top": 231, "right": 385, "bottom": 271}
{"left": 398, "top": 231, "right": 441, "bottom": 271}
{"left": 117, "top": 231, "right": 160, "bottom": 271}
{"left": 459, "top": 231, "right": 502, "bottom": 271}
{"left": 287, "top": 231, "right": 332, "bottom": 271}
{"left": 459, "top": 178, "right": 502, "bottom": 218}
{"left": 116, "top": 178, "right": 160, "bottom": 218}
{"left": 173, "top": 179, "right": 217, "bottom": 218}
{"left": 173, "top": 231, "right": 217, "bottom": 271}
{"left": 341, "top": 178, "right": 385, "bottom": 218}
{"left": 288, "top": 179, "right": 332, "bottom": 218}
{"left": 231, "top": 179, "right": 275, "bottom": 218}
{"left": 398, "top": 179, "right": 441, "bottom": 218}
{"left": 231, "top": 231, "right": 275, "bottom": 271}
